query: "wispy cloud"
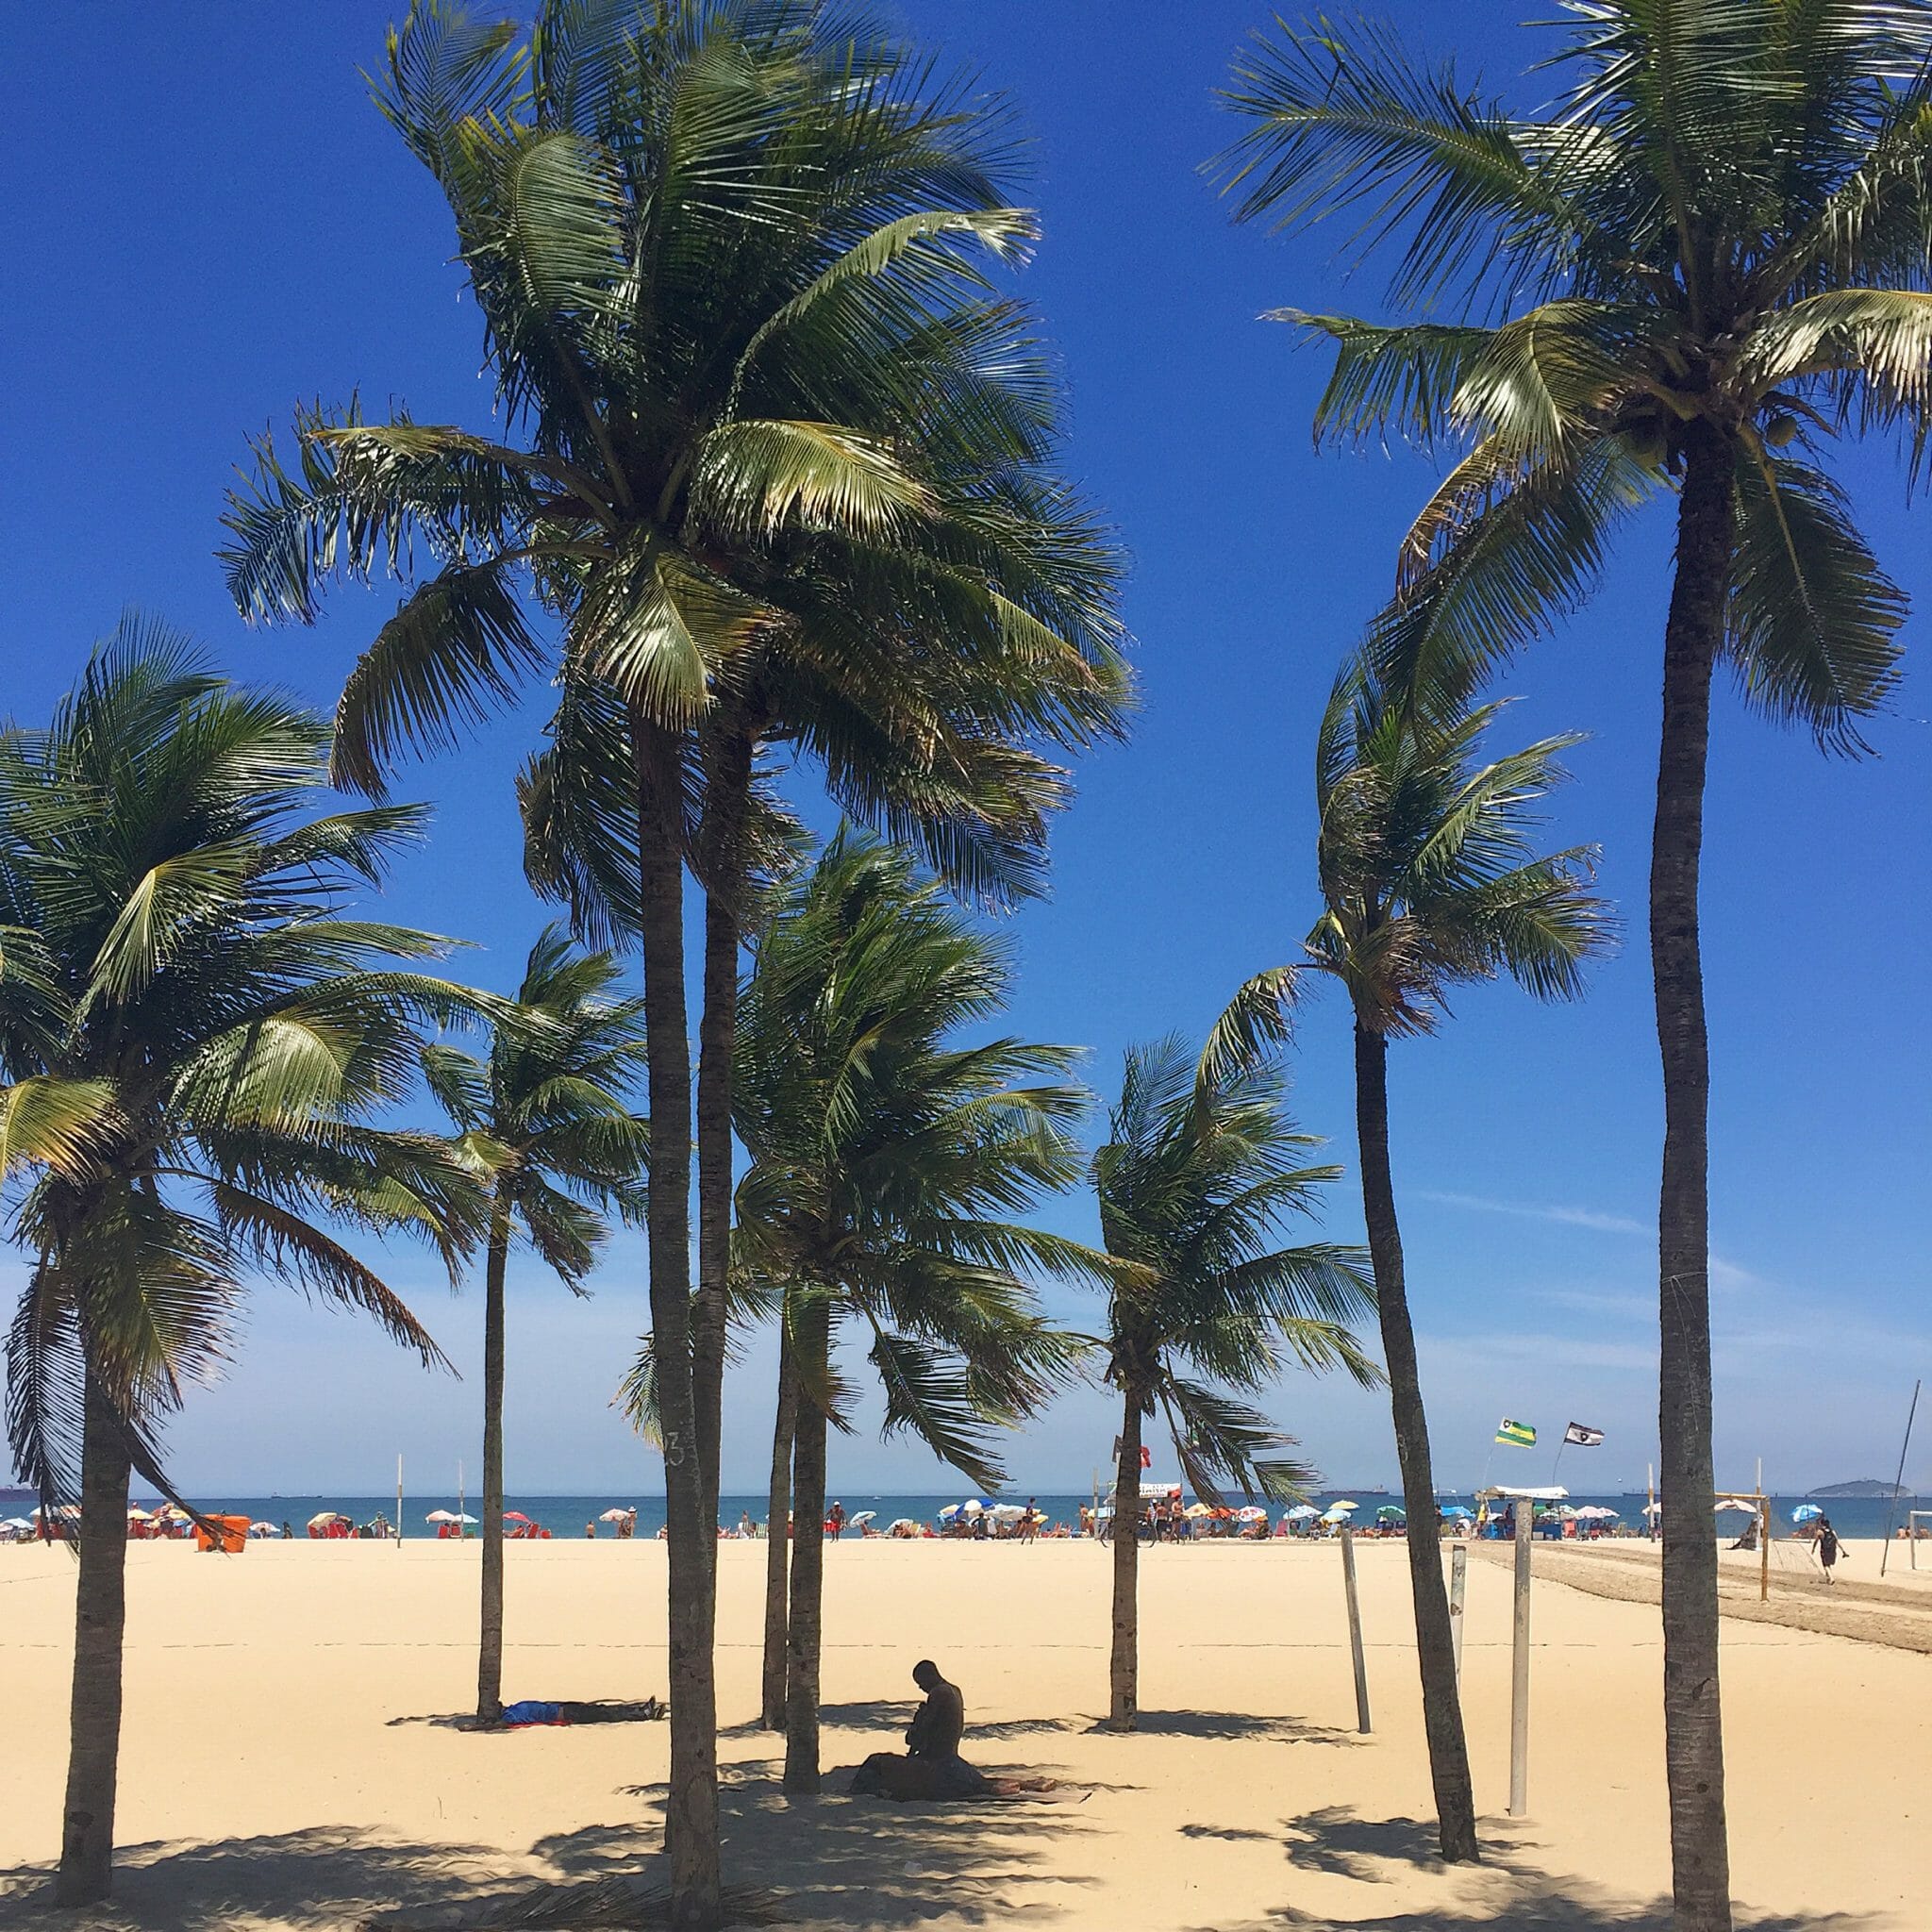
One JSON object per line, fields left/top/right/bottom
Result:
{"left": 1423, "top": 1330, "right": 1656, "bottom": 1374}
{"left": 1419, "top": 1189, "right": 1649, "bottom": 1236}
{"left": 1540, "top": 1288, "right": 1653, "bottom": 1321}
{"left": 1419, "top": 1189, "right": 1769, "bottom": 1289}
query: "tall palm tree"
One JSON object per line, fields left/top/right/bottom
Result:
{"left": 422, "top": 926, "right": 647, "bottom": 1724}
{"left": 1091, "top": 1035, "right": 1378, "bottom": 1732}
{"left": 1215, "top": 12, "right": 1917, "bottom": 1921}
{"left": 223, "top": 11, "right": 1124, "bottom": 1909}
{"left": 1210, "top": 666, "right": 1612, "bottom": 1860}
{"left": 0, "top": 621, "right": 490, "bottom": 1904}
{"left": 728, "top": 830, "right": 1091, "bottom": 1791}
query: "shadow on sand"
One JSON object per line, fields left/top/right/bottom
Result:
{"left": 0, "top": 1778, "right": 1097, "bottom": 1931}
{"left": 0, "top": 1827, "right": 539, "bottom": 1932}
{"left": 1183, "top": 1806, "right": 1890, "bottom": 1932}
{"left": 726, "top": 1699, "right": 1359, "bottom": 1748}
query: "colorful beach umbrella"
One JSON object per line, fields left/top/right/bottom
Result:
{"left": 1236, "top": 1506, "right": 1268, "bottom": 1522}
{"left": 1375, "top": 1506, "right": 1407, "bottom": 1521}
{"left": 503, "top": 1511, "right": 534, "bottom": 1524}
{"left": 1283, "top": 1505, "right": 1321, "bottom": 1521}
{"left": 1791, "top": 1504, "right": 1824, "bottom": 1524}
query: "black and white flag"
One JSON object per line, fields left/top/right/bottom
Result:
{"left": 1563, "top": 1422, "right": 1606, "bottom": 1447}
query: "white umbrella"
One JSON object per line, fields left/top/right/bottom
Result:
{"left": 1574, "top": 1506, "right": 1620, "bottom": 1520}
{"left": 598, "top": 1507, "right": 631, "bottom": 1522}
{"left": 887, "top": 1518, "right": 917, "bottom": 1533}
{"left": 249, "top": 1522, "right": 278, "bottom": 1535}
{"left": 1319, "top": 1505, "right": 1355, "bottom": 1524}
{"left": 1283, "top": 1505, "right": 1321, "bottom": 1521}
{"left": 425, "top": 1509, "right": 458, "bottom": 1524}
{"left": 938, "top": 1504, "right": 961, "bottom": 1522}
{"left": 308, "top": 1510, "right": 346, "bottom": 1529}
{"left": 1235, "top": 1506, "right": 1268, "bottom": 1522}
{"left": 849, "top": 1509, "right": 877, "bottom": 1524}
{"left": 988, "top": 1504, "right": 1025, "bottom": 1523}
{"left": 960, "top": 1499, "right": 985, "bottom": 1517}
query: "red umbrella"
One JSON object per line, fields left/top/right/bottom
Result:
{"left": 503, "top": 1511, "right": 534, "bottom": 1524}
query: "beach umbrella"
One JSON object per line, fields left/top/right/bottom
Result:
{"left": 1791, "top": 1504, "right": 1824, "bottom": 1524}
{"left": 1283, "top": 1504, "right": 1321, "bottom": 1521}
{"left": 1326, "top": 1499, "right": 1359, "bottom": 1514}
{"left": 850, "top": 1510, "right": 877, "bottom": 1524}
{"left": 310, "top": 1510, "right": 347, "bottom": 1529}
{"left": 503, "top": 1510, "right": 534, "bottom": 1524}
{"left": 1574, "top": 1506, "right": 1620, "bottom": 1520}
{"left": 452, "top": 1512, "right": 478, "bottom": 1524}
{"left": 1642, "top": 1500, "right": 1663, "bottom": 1516}
{"left": 597, "top": 1507, "right": 631, "bottom": 1522}
{"left": 1184, "top": 1502, "right": 1215, "bottom": 1518}
{"left": 425, "top": 1509, "right": 458, "bottom": 1524}
{"left": 938, "top": 1504, "right": 961, "bottom": 1522}
{"left": 887, "top": 1518, "right": 917, "bottom": 1533}
{"left": 960, "top": 1499, "right": 986, "bottom": 1517}
{"left": 125, "top": 1505, "right": 151, "bottom": 1522}
{"left": 249, "top": 1521, "right": 278, "bottom": 1535}
{"left": 1441, "top": 1506, "right": 1475, "bottom": 1520}
{"left": 1236, "top": 1506, "right": 1268, "bottom": 1522}
{"left": 1713, "top": 1498, "right": 1755, "bottom": 1515}
{"left": 1375, "top": 1506, "right": 1407, "bottom": 1521}
{"left": 988, "top": 1504, "right": 1024, "bottom": 1523}
{"left": 1319, "top": 1505, "right": 1354, "bottom": 1524}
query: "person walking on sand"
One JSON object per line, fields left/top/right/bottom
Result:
{"left": 1817, "top": 1515, "right": 1842, "bottom": 1585}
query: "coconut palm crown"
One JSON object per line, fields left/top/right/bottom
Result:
{"left": 1214, "top": 3, "right": 1917, "bottom": 729}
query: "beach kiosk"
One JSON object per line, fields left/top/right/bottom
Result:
{"left": 1475, "top": 1484, "right": 1569, "bottom": 1816}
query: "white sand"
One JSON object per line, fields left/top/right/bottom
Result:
{"left": 2, "top": 1535, "right": 1926, "bottom": 1928}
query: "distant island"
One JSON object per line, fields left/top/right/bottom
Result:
{"left": 1807, "top": 1478, "right": 1913, "bottom": 1499}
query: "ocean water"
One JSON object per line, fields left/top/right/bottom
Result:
{"left": 152, "top": 1489, "right": 1926, "bottom": 1541}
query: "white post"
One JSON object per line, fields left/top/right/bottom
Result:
{"left": 1340, "top": 1527, "right": 1371, "bottom": 1734}
{"left": 1508, "top": 1498, "right": 1533, "bottom": 1816}
{"left": 396, "top": 1455, "right": 404, "bottom": 1551}
{"left": 1449, "top": 1542, "right": 1467, "bottom": 1684}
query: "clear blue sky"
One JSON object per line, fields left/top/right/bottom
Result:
{"left": 3, "top": 5, "right": 1926, "bottom": 1501}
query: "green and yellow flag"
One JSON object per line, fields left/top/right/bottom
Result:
{"left": 1495, "top": 1418, "right": 1537, "bottom": 1448}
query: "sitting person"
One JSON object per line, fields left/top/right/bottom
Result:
{"left": 851, "top": 1660, "right": 990, "bottom": 1800}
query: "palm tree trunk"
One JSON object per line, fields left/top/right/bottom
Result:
{"left": 56, "top": 1371, "right": 132, "bottom": 1905}
{"left": 762, "top": 1330, "right": 797, "bottom": 1732}
{"left": 475, "top": 1191, "right": 512, "bottom": 1724}
{"left": 784, "top": 1383, "right": 827, "bottom": 1791}
{"left": 1106, "top": 1392, "right": 1142, "bottom": 1730}
{"left": 1352, "top": 1019, "right": 1479, "bottom": 1863}
{"left": 628, "top": 710, "right": 719, "bottom": 1929}
{"left": 692, "top": 724, "right": 755, "bottom": 1566}
{"left": 1653, "top": 418, "right": 1735, "bottom": 1932}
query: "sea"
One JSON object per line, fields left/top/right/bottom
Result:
{"left": 133, "top": 1489, "right": 1925, "bottom": 1541}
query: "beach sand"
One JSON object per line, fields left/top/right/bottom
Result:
{"left": 2, "top": 1534, "right": 1925, "bottom": 1930}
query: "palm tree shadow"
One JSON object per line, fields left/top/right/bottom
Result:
{"left": 726, "top": 1702, "right": 1359, "bottom": 1748}
{"left": 1183, "top": 1807, "right": 1888, "bottom": 1931}
{"left": 1087, "top": 1710, "right": 1362, "bottom": 1744}
{"left": 0, "top": 1826, "right": 537, "bottom": 1932}
{"left": 536, "top": 1781, "right": 1100, "bottom": 1926}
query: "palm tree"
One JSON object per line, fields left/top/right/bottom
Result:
{"left": 0, "top": 620, "right": 490, "bottom": 1904}
{"left": 223, "top": 11, "right": 1124, "bottom": 1909}
{"left": 1211, "top": 666, "right": 1612, "bottom": 1859}
{"left": 1091, "top": 1035, "right": 1378, "bottom": 1732}
{"left": 728, "top": 830, "right": 1091, "bottom": 1790}
{"left": 422, "top": 926, "right": 647, "bottom": 1724}
{"left": 1215, "top": 13, "right": 1918, "bottom": 1921}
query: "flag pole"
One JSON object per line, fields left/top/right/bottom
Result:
{"left": 1880, "top": 1379, "right": 1921, "bottom": 1578}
